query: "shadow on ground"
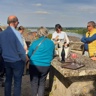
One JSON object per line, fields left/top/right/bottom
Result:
{"left": 0, "top": 75, "right": 51, "bottom": 96}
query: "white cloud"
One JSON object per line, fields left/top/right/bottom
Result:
{"left": 78, "top": 5, "right": 96, "bottom": 13}
{"left": 32, "top": 3, "right": 42, "bottom": 7}
{"left": 34, "top": 11, "right": 50, "bottom": 14}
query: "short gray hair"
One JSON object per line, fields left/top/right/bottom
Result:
{"left": 88, "top": 21, "right": 96, "bottom": 28}
{"left": 37, "top": 26, "right": 48, "bottom": 37}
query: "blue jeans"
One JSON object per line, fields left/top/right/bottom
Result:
{"left": 29, "top": 65, "right": 50, "bottom": 96}
{"left": 0, "top": 55, "right": 4, "bottom": 73}
{"left": 4, "top": 60, "right": 25, "bottom": 96}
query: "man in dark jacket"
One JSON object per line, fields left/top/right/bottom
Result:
{"left": 0, "top": 16, "right": 26, "bottom": 96}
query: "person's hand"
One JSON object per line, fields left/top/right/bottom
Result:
{"left": 54, "top": 41, "right": 59, "bottom": 44}
{"left": 26, "top": 55, "right": 29, "bottom": 62}
{"left": 64, "top": 43, "right": 68, "bottom": 47}
{"left": 55, "top": 35, "right": 59, "bottom": 41}
{"left": 91, "top": 57, "right": 96, "bottom": 60}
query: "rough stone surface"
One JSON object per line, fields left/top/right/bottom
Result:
{"left": 52, "top": 54, "right": 96, "bottom": 77}
{"left": 68, "top": 36, "right": 81, "bottom": 42}
{"left": 49, "top": 54, "right": 96, "bottom": 96}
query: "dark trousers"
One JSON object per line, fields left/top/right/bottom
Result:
{"left": 0, "top": 56, "right": 4, "bottom": 74}
{"left": 29, "top": 65, "right": 50, "bottom": 96}
{"left": 4, "top": 60, "right": 25, "bottom": 96}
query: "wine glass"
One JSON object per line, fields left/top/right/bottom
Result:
{"left": 71, "top": 53, "right": 77, "bottom": 65}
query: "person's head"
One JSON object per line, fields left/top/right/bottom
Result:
{"left": 55, "top": 24, "right": 62, "bottom": 33}
{"left": 18, "top": 26, "right": 24, "bottom": 34}
{"left": 87, "top": 21, "right": 96, "bottom": 31}
{"left": 7, "top": 15, "right": 19, "bottom": 28}
{"left": 0, "top": 28, "right": 2, "bottom": 32}
{"left": 37, "top": 26, "right": 48, "bottom": 38}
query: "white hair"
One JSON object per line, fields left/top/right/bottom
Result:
{"left": 37, "top": 26, "right": 48, "bottom": 37}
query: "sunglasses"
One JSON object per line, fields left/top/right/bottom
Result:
{"left": 87, "top": 25, "right": 91, "bottom": 27}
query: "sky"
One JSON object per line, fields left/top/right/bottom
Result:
{"left": 0, "top": 0, "right": 96, "bottom": 27}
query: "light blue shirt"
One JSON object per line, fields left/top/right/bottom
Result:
{"left": 11, "top": 26, "right": 24, "bottom": 46}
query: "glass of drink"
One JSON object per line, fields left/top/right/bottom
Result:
{"left": 71, "top": 53, "right": 77, "bottom": 65}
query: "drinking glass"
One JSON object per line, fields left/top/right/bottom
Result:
{"left": 71, "top": 53, "right": 77, "bottom": 65}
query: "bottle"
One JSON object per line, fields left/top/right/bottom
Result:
{"left": 57, "top": 39, "right": 60, "bottom": 48}
{"left": 58, "top": 43, "right": 60, "bottom": 48}
{"left": 61, "top": 45, "right": 65, "bottom": 62}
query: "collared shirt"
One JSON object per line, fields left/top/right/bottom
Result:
{"left": 11, "top": 26, "right": 24, "bottom": 46}
{"left": 0, "top": 26, "right": 26, "bottom": 62}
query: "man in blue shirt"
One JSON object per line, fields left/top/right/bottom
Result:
{"left": 0, "top": 15, "right": 26, "bottom": 96}
{"left": 81, "top": 21, "right": 96, "bottom": 57}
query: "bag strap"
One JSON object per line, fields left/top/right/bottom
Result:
{"left": 32, "top": 37, "right": 46, "bottom": 55}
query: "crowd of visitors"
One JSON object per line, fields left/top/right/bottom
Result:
{"left": 0, "top": 15, "right": 96, "bottom": 96}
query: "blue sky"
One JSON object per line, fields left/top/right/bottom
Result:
{"left": 0, "top": 0, "right": 96, "bottom": 27}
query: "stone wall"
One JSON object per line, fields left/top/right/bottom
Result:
{"left": 49, "top": 55, "right": 96, "bottom": 96}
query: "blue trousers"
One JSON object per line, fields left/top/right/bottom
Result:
{"left": 4, "top": 60, "right": 25, "bottom": 96}
{"left": 0, "top": 55, "right": 4, "bottom": 73}
{"left": 29, "top": 65, "right": 50, "bottom": 96}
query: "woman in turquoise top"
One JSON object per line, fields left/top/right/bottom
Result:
{"left": 28, "top": 26, "right": 55, "bottom": 96}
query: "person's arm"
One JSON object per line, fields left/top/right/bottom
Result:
{"left": 81, "top": 35, "right": 87, "bottom": 43}
{"left": 16, "top": 37, "right": 26, "bottom": 62}
{"left": 91, "top": 57, "right": 96, "bottom": 60}
{"left": 27, "top": 43, "right": 34, "bottom": 58}
{"left": 63, "top": 33, "right": 69, "bottom": 47}
{"left": 51, "top": 33, "right": 59, "bottom": 44}
{"left": 23, "top": 39, "right": 28, "bottom": 54}
{"left": 64, "top": 33, "right": 69, "bottom": 44}
{"left": 85, "top": 34, "right": 96, "bottom": 42}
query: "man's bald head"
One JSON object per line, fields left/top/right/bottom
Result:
{"left": 7, "top": 15, "right": 18, "bottom": 24}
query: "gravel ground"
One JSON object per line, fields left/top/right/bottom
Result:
{"left": 0, "top": 75, "right": 50, "bottom": 96}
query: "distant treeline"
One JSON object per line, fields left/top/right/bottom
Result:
{"left": 25, "top": 27, "right": 87, "bottom": 35}
{"left": 64, "top": 27, "right": 87, "bottom": 35}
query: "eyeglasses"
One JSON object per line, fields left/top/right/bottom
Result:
{"left": 87, "top": 25, "right": 91, "bottom": 28}
{"left": 17, "top": 22, "right": 19, "bottom": 24}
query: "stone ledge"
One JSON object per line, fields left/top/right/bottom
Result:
{"left": 51, "top": 54, "right": 96, "bottom": 77}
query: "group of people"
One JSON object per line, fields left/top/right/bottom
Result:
{"left": 0, "top": 15, "right": 70, "bottom": 96}
{"left": 0, "top": 15, "right": 96, "bottom": 96}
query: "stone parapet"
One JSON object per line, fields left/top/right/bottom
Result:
{"left": 51, "top": 54, "right": 96, "bottom": 77}
{"left": 49, "top": 54, "right": 96, "bottom": 96}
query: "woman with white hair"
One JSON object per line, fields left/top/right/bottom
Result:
{"left": 28, "top": 26, "right": 55, "bottom": 96}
